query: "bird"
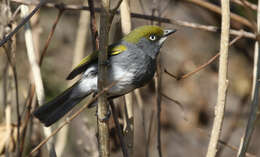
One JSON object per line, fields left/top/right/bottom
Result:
{"left": 33, "top": 25, "right": 176, "bottom": 126}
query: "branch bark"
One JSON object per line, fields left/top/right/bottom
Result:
{"left": 120, "top": 0, "right": 133, "bottom": 156}
{"left": 8, "top": 0, "right": 257, "bottom": 40}
{"left": 237, "top": 1, "right": 260, "bottom": 157}
{"left": 185, "top": 0, "right": 252, "bottom": 29}
{"left": 97, "top": 0, "right": 111, "bottom": 157}
{"left": 0, "top": 0, "right": 47, "bottom": 47}
{"left": 206, "top": 0, "right": 230, "bottom": 157}
{"left": 20, "top": 5, "right": 57, "bottom": 157}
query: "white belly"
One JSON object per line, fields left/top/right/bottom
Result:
{"left": 75, "top": 65, "right": 136, "bottom": 98}
{"left": 107, "top": 65, "right": 136, "bottom": 96}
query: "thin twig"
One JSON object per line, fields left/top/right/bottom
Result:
{"left": 146, "top": 110, "right": 155, "bottom": 157}
{"left": 160, "top": 92, "right": 183, "bottom": 111}
{"left": 39, "top": 9, "right": 64, "bottom": 66}
{"left": 164, "top": 35, "right": 243, "bottom": 80}
{"left": 216, "top": 95, "right": 249, "bottom": 157}
{"left": 184, "top": 0, "right": 253, "bottom": 29}
{"left": 0, "top": 0, "right": 47, "bottom": 47}
{"left": 29, "top": 78, "right": 120, "bottom": 156}
{"left": 195, "top": 123, "right": 256, "bottom": 157}
{"left": 134, "top": 89, "right": 148, "bottom": 157}
{"left": 110, "top": 100, "right": 128, "bottom": 157}
{"left": 155, "top": 58, "right": 163, "bottom": 157}
{"left": 111, "top": 0, "right": 123, "bottom": 13}
{"left": 97, "top": 0, "right": 114, "bottom": 156}
{"left": 21, "top": 5, "right": 57, "bottom": 157}
{"left": 88, "top": 0, "right": 99, "bottom": 51}
{"left": 231, "top": 0, "right": 257, "bottom": 11}
{"left": 120, "top": 0, "right": 133, "bottom": 156}
{"left": 3, "top": 22, "right": 20, "bottom": 156}
{"left": 10, "top": 0, "right": 257, "bottom": 40}
{"left": 20, "top": 84, "right": 35, "bottom": 155}
{"left": 206, "top": 0, "right": 230, "bottom": 156}
{"left": 237, "top": 1, "right": 260, "bottom": 157}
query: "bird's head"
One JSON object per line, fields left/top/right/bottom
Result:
{"left": 123, "top": 25, "right": 177, "bottom": 59}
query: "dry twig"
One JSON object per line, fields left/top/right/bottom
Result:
{"left": 0, "top": 0, "right": 47, "bottom": 47}
{"left": 184, "top": 0, "right": 253, "bottom": 29}
{"left": 110, "top": 101, "right": 128, "bottom": 157}
{"left": 39, "top": 9, "right": 64, "bottom": 66}
{"left": 237, "top": 1, "right": 260, "bottom": 157}
{"left": 29, "top": 79, "right": 120, "bottom": 156}
{"left": 9, "top": 0, "right": 257, "bottom": 40}
{"left": 231, "top": 0, "right": 257, "bottom": 11}
{"left": 164, "top": 35, "right": 243, "bottom": 81}
{"left": 206, "top": 0, "right": 230, "bottom": 157}
{"left": 88, "top": 0, "right": 99, "bottom": 51}
{"left": 96, "top": 0, "right": 116, "bottom": 156}
{"left": 21, "top": 5, "right": 57, "bottom": 157}
{"left": 120, "top": 0, "right": 134, "bottom": 156}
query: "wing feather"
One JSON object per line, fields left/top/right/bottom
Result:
{"left": 66, "top": 44, "right": 127, "bottom": 80}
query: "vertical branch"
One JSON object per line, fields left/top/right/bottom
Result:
{"left": 206, "top": 1, "right": 230, "bottom": 157}
{"left": 20, "top": 5, "right": 57, "bottom": 157}
{"left": 0, "top": 0, "right": 47, "bottom": 47}
{"left": 55, "top": 2, "right": 90, "bottom": 156}
{"left": 110, "top": 100, "right": 128, "bottom": 157}
{"left": 155, "top": 59, "right": 163, "bottom": 157}
{"left": 1, "top": 3, "right": 20, "bottom": 155}
{"left": 153, "top": 2, "right": 163, "bottom": 156}
{"left": 88, "top": 0, "right": 99, "bottom": 51}
{"left": 71, "top": 6, "right": 90, "bottom": 68}
{"left": 39, "top": 9, "right": 63, "bottom": 66}
{"left": 5, "top": 99, "right": 12, "bottom": 155}
{"left": 97, "top": 0, "right": 111, "bottom": 156}
{"left": 120, "top": 0, "right": 133, "bottom": 156}
{"left": 237, "top": 1, "right": 260, "bottom": 157}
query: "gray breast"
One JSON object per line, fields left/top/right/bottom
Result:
{"left": 110, "top": 41, "right": 157, "bottom": 89}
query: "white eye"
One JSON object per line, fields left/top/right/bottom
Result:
{"left": 149, "top": 34, "right": 157, "bottom": 41}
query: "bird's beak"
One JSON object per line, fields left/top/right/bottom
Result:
{"left": 163, "top": 29, "right": 177, "bottom": 37}
{"left": 158, "top": 29, "right": 177, "bottom": 46}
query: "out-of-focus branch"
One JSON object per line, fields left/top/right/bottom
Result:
{"left": 206, "top": 0, "right": 230, "bottom": 157}
{"left": 88, "top": 0, "right": 99, "bottom": 51}
{"left": 97, "top": 0, "right": 111, "bottom": 156}
{"left": 0, "top": 0, "right": 47, "bottom": 47}
{"left": 237, "top": 1, "right": 260, "bottom": 157}
{"left": 20, "top": 5, "right": 57, "bottom": 157}
{"left": 2, "top": 4, "right": 21, "bottom": 155}
{"left": 39, "top": 9, "right": 64, "bottom": 66}
{"left": 29, "top": 77, "right": 120, "bottom": 156}
{"left": 184, "top": 0, "right": 253, "bottom": 29}
{"left": 164, "top": 35, "right": 243, "bottom": 81}
{"left": 185, "top": 119, "right": 256, "bottom": 157}
{"left": 155, "top": 58, "right": 163, "bottom": 157}
{"left": 56, "top": 1, "right": 92, "bottom": 156}
{"left": 160, "top": 92, "right": 183, "bottom": 111}
{"left": 110, "top": 100, "right": 128, "bottom": 157}
{"left": 71, "top": 6, "right": 90, "bottom": 69}
{"left": 10, "top": 0, "right": 257, "bottom": 40}
{"left": 146, "top": 110, "right": 155, "bottom": 157}
{"left": 120, "top": 0, "right": 133, "bottom": 156}
{"left": 231, "top": 0, "right": 257, "bottom": 11}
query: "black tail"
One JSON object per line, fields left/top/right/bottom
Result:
{"left": 33, "top": 83, "right": 88, "bottom": 126}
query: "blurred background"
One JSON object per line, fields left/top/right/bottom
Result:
{"left": 0, "top": 0, "right": 259, "bottom": 156}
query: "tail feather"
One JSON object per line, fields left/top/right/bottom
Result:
{"left": 33, "top": 83, "right": 89, "bottom": 126}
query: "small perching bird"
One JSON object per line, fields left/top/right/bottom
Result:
{"left": 34, "top": 25, "right": 176, "bottom": 126}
